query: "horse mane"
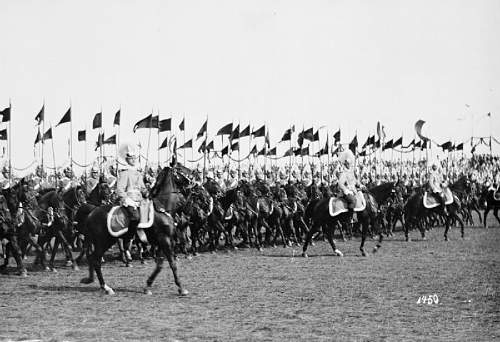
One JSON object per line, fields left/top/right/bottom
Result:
{"left": 449, "top": 175, "right": 468, "bottom": 194}
{"left": 368, "top": 182, "right": 395, "bottom": 204}
{"left": 150, "top": 167, "right": 169, "bottom": 198}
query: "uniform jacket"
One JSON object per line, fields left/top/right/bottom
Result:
{"left": 428, "top": 170, "right": 443, "bottom": 193}
{"left": 116, "top": 166, "right": 147, "bottom": 205}
{"left": 338, "top": 168, "right": 358, "bottom": 195}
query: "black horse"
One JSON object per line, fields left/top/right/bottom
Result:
{"left": 80, "top": 166, "right": 189, "bottom": 296}
{"left": 404, "top": 181, "right": 464, "bottom": 241}
{"left": 302, "top": 182, "right": 396, "bottom": 257}
{"left": 0, "top": 192, "right": 26, "bottom": 276}
{"left": 479, "top": 187, "right": 500, "bottom": 228}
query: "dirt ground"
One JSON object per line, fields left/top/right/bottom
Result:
{"left": 1, "top": 223, "right": 500, "bottom": 342}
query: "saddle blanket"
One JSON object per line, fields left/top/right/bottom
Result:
{"left": 494, "top": 191, "right": 500, "bottom": 201}
{"left": 423, "top": 188, "right": 453, "bottom": 209}
{"left": 107, "top": 200, "right": 154, "bottom": 237}
{"left": 329, "top": 191, "right": 366, "bottom": 217}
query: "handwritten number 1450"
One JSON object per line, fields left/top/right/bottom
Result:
{"left": 417, "top": 295, "right": 439, "bottom": 305}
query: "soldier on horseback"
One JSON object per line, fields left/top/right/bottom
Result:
{"left": 338, "top": 150, "right": 360, "bottom": 213}
{"left": 428, "top": 162, "right": 448, "bottom": 214}
{"left": 116, "top": 143, "right": 149, "bottom": 240}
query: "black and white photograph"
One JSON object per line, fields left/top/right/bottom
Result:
{"left": 0, "top": 0, "right": 499, "bottom": 341}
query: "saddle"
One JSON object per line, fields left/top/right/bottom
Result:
{"left": 423, "top": 187, "right": 453, "bottom": 209}
{"left": 329, "top": 191, "right": 366, "bottom": 217}
{"left": 107, "top": 200, "right": 154, "bottom": 237}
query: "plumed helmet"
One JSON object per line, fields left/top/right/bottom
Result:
{"left": 118, "top": 142, "right": 139, "bottom": 160}
{"left": 339, "top": 150, "right": 355, "bottom": 165}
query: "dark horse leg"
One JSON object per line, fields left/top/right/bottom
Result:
{"left": 302, "top": 222, "right": 319, "bottom": 257}
{"left": 144, "top": 231, "right": 188, "bottom": 296}
{"left": 324, "top": 221, "right": 343, "bottom": 257}
{"left": 81, "top": 236, "right": 116, "bottom": 294}
{"left": 2, "top": 235, "right": 27, "bottom": 276}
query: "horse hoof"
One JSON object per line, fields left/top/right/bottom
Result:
{"left": 141, "top": 260, "right": 147, "bottom": 265}
{"left": 80, "top": 277, "right": 94, "bottom": 284}
{"left": 65, "top": 260, "right": 73, "bottom": 267}
{"left": 361, "top": 251, "right": 367, "bottom": 257}
{"left": 178, "top": 288, "right": 189, "bottom": 296}
{"left": 444, "top": 237, "right": 449, "bottom": 242}
{"left": 103, "top": 284, "right": 115, "bottom": 295}
{"left": 233, "top": 246, "right": 238, "bottom": 251}
{"left": 334, "top": 249, "right": 344, "bottom": 257}
{"left": 126, "top": 263, "right": 133, "bottom": 268}
{"left": 51, "top": 268, "right": 58, "bottom": 273}
{"left": 72, "top": 265, "right": 80, "bottom": 271}
{"left": 302, "top": 252, "right": 308, "bottom": 258}
{"left": 422, "top": 237, "right": 427, "bottom": 241}
{"left": 44, "top": 266, "right": 51, "bottom": 272}
{"left": 144, "top": 288, "right": 153, "bottom": 295}
{"left": 258, "top": 247, "right": 264, "bottom": 252}
{"left": 19, "top": 269, "right": 28, "bottom": 277}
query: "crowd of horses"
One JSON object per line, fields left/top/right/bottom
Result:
{"left": 1, "top": 165, "right": 499, "bottom": 296}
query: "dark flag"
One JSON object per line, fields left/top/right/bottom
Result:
{"left": 393, "top": 137, "right": 403, "bottom": 148}
{"left": 95, "top": 133, "right": 105, "bottom": 150}
{"left": 159, "top": 118, "right": 172, "bottom": 132}
{"left": 267, "top": 147, "right": 276, "bottom": 156}
{"left": 421, "top": 140, "right": 427, "bottom": 150}
{"left": 151, "top": 115, "right": 159, "bottom": 129}
{"left": 283, "top": 147, "right": 294, "bottom": 157}
{"left": 197, "top": 120, "right": 207, "bottom": 140}
{"left": 252, "top": 125, "right": 266, "bottom": 137}
{"left": 440, "top": 141, "right": 452, "bottom": 151}
{"left": 178, "top": 139, "right": 193, "bottom": 149}
{"left": 35, "top": 105, "right": 44, "bottom": 125}
{"left": 57, "top": 107, "right": 71, "bottom": 126}
{"left": 92, "top": 112, "right": 102, "bottom": 129}
{"left": 240, "top": 125, "right": 250, "bottom": 138}
{"left": 349, "top": 135, "right": 358, "bottom": 154}
{"left": 230, "top": 125, "right": 240, "bottom": 140}
{"left": 0, "top": 106, "right": 10, "bottom": 122}
{"left": 368, "top": 135, "right": 376, "bottom": 146}
{"left": 250, "top": 145, "right": 257, "bottom": 155}
{"left": 34, "top": 129, "right": 42, "bottom": 145}
{"left": 294, "top": 148, "right": 302, "bottom": 156}
{"left": 414, "top": 140, "right": 421, "bottom": 148}
{"left": 159, "top": 136, "right": 169, "bottom": 150}
{"left": 383, "top": 139, "right": 393, "bottom": 151}
{"left": 280, "top": 128, "right": 293, "bottom": 142}
{"left": 257, "top": 147, "right": 267, "bottom": 156}
{"left": 179, "top": 118, "right": 185, "bottom": 131}
{"left": 78, "top": 130, "right": 86, "bottom": 141}
{"left": 230, "top": 141, "right": 239, "bottom": 151}
{"left": 43, "top": 128, "right": 53, "bottom": 140}
{"left": 221, "top": 146, "right": 229, "bottom": 156}
{"left": 198, "top": 140, "right": 206, "bottom": 153}
{"left": 359, "top": 150, "right": 367, "bottom": 157}
{"left": 206, "top": 140, "right": 214, "bottom": 151}
{"left": 312, "top": 130, "right": 320, "bottom": 142}
{"left": 217, "top": 123, "right": 233, "bottom": 136}
{"left": 0, "top": 129, "right": 7, "bottom": 140}
{"left": 456, "top": 143, "right": 464, "bottom": 151}
{"left": 297, "top": 134, "right": 304, "bottom": 147}
{"left": 133, "top": 114, "right": 153, "bottom": 132}
{"left": 362, "top": 136, "right": 371, "bottom": 149}
{"left": 333, "top": 129, "right": 341, "bottom": 144}
{"left": 301, "top": 146, "right": 309, "bottom": 156}
{"left": 113, "top": 109, "right": 121, "bottom": 126}
{"left": 103, "top": 134, "right": 116, "bottom": 145}
{"left": 299, "top": 127, "right": 314, "bottom": 141}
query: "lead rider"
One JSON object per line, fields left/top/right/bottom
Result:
{"left": 115, "top": 143, "right": 149, "bottom": 238}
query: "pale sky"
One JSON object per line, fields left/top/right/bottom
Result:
{"left": 1, "top": 0, "right": 499, "bottom": 173}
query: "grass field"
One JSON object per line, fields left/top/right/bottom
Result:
{"left": 1, "top": 222, "right": 500, "bottom": 341}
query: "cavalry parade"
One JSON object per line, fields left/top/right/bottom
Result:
{"left": 2, "top": 2, "right": 500, "bottom": 340}
{"left": 0, "top": 104, "right": 499, "bottom": 299}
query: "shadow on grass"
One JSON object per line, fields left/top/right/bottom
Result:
{"left": 27, "top": 284, "right": 143, "bottom": 294}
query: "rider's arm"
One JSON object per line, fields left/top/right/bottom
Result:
{"left": 115, "top": 171, "right": 129, "bottom": 202}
